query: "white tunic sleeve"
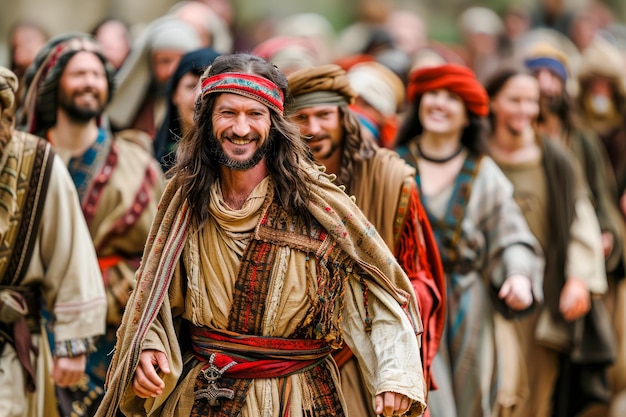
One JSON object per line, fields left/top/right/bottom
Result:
{"left": 24, "top": 155, "right": 107, "bottom": 342}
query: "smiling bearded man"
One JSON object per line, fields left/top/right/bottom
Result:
{"left": 287, "top": 64, "right": 446, "bottom": 417}
{"left": 19, "top": 32, "right": 165, "bottom": 416}
{"left": 94, "top": 52, "right": 428, "bottom": 417}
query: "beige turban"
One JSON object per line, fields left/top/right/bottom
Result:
{"left": 287, "top": 64, "right": 356, "bottom": 112}
{"left": 347, "top": 61, "right": 405, "bottom": 116}
{"left": 0, "top": 67, "right": 18, "bottom": 113}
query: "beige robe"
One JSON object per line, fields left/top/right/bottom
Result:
{"left": 495, "top": 155, "right": 607, "bottom": 417}
{"left": 134, "top": 177, "right": 425, "bottom": 416}
{"left": 421, "top": 156, "right": 543, "bottom": 417}
{"left": 0, "top": 151, "right": 106, "bottom": 417}
{"left": 343, "top": 146, "right": 422, "bottom": 417}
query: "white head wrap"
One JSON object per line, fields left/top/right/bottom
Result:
{"left": 347, "top": 62, "right": 405, "bottom": 116}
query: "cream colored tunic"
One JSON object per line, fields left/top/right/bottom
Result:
{"left": 0, "top": 154, "right": 107, "bottom": 417}
{"left": 496, "top": 155, "right": 607, "bottom": 417}
{"left": 138, "top": 177, "right": 425, "bottom": 417}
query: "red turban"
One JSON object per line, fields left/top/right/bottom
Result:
{"left": 407, "top": 64, "right": 489, "bottom": 117}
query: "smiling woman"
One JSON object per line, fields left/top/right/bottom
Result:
{"left": 395, "top": 63, "right": 543, "bottom": 417}
{"left": 484, "top": 66, "right": 609, "bottom": 417}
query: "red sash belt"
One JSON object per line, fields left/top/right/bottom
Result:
{"left": 98, "top": 255, "right": 123, "bottom": 272}
{"left": 190, "top": 326, "right": 332, "bottom": 379}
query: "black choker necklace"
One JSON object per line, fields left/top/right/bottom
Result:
{"left": 417, "top": 143, "right": 463, "bottom": 163}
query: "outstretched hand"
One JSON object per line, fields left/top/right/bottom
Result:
{"left": 499, "top": 274, "right": 533, "bottom": 311}
{"left": 133, "top": 349, "right": 171, "bottom": 398}
{"left": 375, "top": 391, "right": 411, "bottom": 416}
{"left": 560, "top": 277, "right": 590, "bottom": 321}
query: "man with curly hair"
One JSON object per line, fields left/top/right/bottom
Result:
{"left": 287, "top": 64, "right": 445, "bottom": 417}
{"left": 96, "top": 53, "right": 427, "bottom": 417}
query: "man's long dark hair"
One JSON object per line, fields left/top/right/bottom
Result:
{"left": 537, "top": 81, "right": 575, "bottom": 135}
{"left": 338, "top": 106, "right": 375, "bottom": 195}
{"left": 170, "top": 53, "right": 313, "bottom": 226}
{"left": 394, "top": 94, "right": 486, "bottom": 155}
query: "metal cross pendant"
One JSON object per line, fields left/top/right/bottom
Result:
{"left": 195, "top": 353, "right": 237, "bottom": 406}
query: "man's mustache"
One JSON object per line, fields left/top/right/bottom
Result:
{"left": 304, "top": 133, "right": 330, "bottom": 142}
{"left": 221, "top": 132, "right": 261, "bottom": 142}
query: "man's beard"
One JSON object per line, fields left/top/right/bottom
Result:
{"left": 306, "top": 133, "right": 335, "bottom": 161}
{"left": 539, "top": 93, "right": 564, "bottom": 116}
{"left": 58, "top": 90, "right": 105, "bottom": 123}
{"left": 208, "top": 131, "right": 271, "bottom": 171}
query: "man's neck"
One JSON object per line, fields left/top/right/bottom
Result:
{"left": 219, "top": 160, "right": 269, "bottom": 210}
{"left": 537, "top": 111, "right": 564, "bottom": 142}
{"left": 48, "top": 111, "right": 100, "bottom": 158}
{"left": 317, "top": 145, "right": 343, "bottom": 177}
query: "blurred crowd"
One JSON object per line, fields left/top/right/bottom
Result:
{"left": 2, "top": 0, "right": 626, "bottom": 416}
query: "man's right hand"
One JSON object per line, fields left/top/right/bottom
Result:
{"left": 499, "top": 274, "right": 533, "bottom": 311}
{"left": 52, "top": 355, "right": 87, "bottom": 387}
{"left": 560, "top": 277, "right": 591, "bottom": 322}
{"left": 133, "top": 349, "right": 171, "bottom": 398}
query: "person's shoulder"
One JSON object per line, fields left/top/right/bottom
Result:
{"left": 110, "top": 130, "right": 165, "bottom": 192}
{"left": 475, "top": 155, "right": 516, "bottom": 192}
{"left": 366, "top": 146, "right": 416, "bottom": 178}
{"left": 113, "top": 128, "right": 154, "bottom": 154}
{"left": 113, "top": 129, "right": 162, "bottom": 169}
{"left": 12, "top": 130, "right": 49, "bottom": 148}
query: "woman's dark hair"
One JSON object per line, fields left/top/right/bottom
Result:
{"left": 170, "top": 53, "right": 313, "bottom": 225}
{"left": 394, "top": 94, "right": 486, "bottom": 155}
{"left": 153, "top": 47, "right": 220, "bottom": 170}
{"left": 483, "top": 66, "right": 535, "bottom": 129}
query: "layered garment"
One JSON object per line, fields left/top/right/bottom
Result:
{"left": 49, "top": 126, "right": 164, "bottom": 416}
{"left": 494, "top": 139, "right": 608, "bottom": 417}
{"left": 339, "top": 146, "right": 445, "bottom": 417}
{"left": 597, "top": 125, "right": 626, "bottom": 196}
{"left": 563, "top": 130, "right": 626, "bottom": 415}
{"left": 0, "top": 132, "right": 106, "bottom": 417}
{"left": 561, "top": 130, "right": 624, "bottom": 272}
{"left": 398, "top": 144, "right": 543, "bottom": 417}
{"left": 96, "top": 164, "right": 427, "bottom": 417}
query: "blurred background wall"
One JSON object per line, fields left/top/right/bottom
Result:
{"left": 1, "top": 0, "right": 623, "bottom": 66}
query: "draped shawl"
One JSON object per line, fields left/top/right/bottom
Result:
{"left": 95, "top": 162, "right": 424, "bottom": 417}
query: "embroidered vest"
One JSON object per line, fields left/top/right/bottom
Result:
{"left": 0, "top": 132, "right": 54, "bottom": 285}
{"left": 191, "top": 199, "right": 347, "bottom": 417}
{"left": 397, "top": 142, "right": 482, "bottom": 271}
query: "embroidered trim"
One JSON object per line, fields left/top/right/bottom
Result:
{"left": 94, "top": 160, "right": 158, "bottom": 253}
{"left": 2, "top": 134, "right": 54, "bottom": 286}
{"left": 67, "top": 127, "right": 112, "bottom": 207}
{"left": 54, "top": 337, "right": 97, "bottom": 357}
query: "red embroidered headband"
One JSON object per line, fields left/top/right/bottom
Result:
{"left": 201, "top": 72, "right": 284, "bottom": 114}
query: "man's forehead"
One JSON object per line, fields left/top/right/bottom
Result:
{"left": 215, "top": 92, "right": 270, "bottom": 110}
{"left": 293, "top": 104, "right": 338, "bottom": 114}
{"left": 64, "top": 50, "right": 106, "bottom": 71}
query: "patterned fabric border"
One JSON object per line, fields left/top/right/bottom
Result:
{"left": 54, "top": 337, "right": 97, "bottom": 358}
{"left": 201, "top": 73, "right": 284, "bottom": 114}
{"left": 5, "top": 134, "right": 54, "bottom": 285}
